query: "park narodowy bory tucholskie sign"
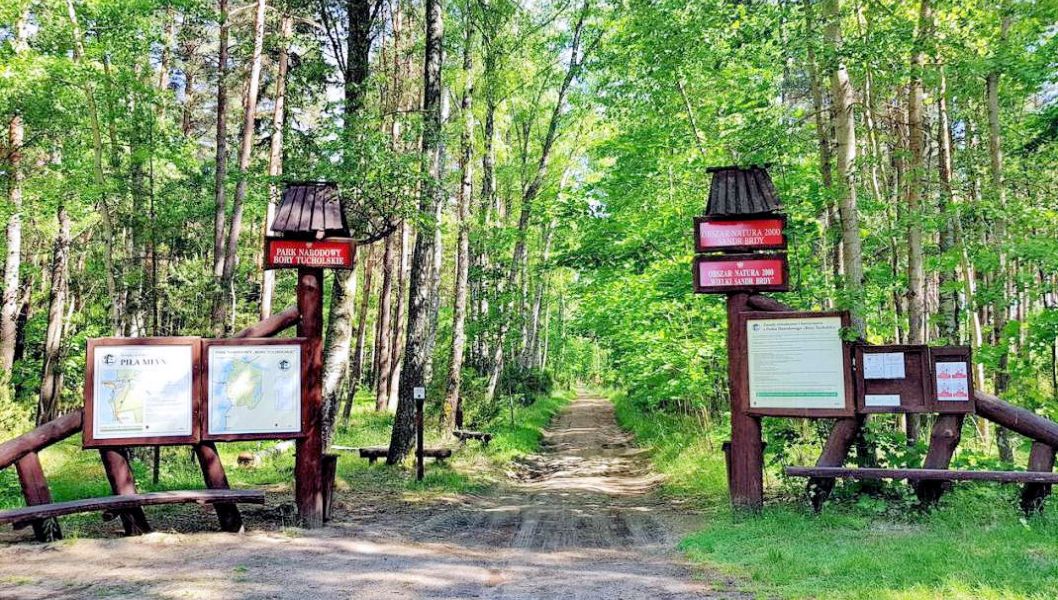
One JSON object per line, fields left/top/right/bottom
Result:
{"left": 264, "top": 237, "right": 357, "bottom": 270}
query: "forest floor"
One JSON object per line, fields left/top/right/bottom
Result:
{"left": 0, "top": 395, "right": 744, "bottom": 599}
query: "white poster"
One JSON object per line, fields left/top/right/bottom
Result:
{"left": 92, "top": 344, "right": 194, "bottom": 439}
{"left": 863, "top": 352, "right": 906, "bottom": 380}
{"left": 208, "top": 344, "right": 302, "bottom": 436}
{"left": 936, "top": 361, "right": 970, "bottom": 402}
{"left": 747, "top": 316, "right": 847, "bottom": 410}
{"left": 865, "top": 394, "right": 901, "bottom": 407}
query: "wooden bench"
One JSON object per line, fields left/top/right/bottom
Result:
{"left": 354, "top": 446, "right": 452, "bottom": 464}
{"left": 453, "top": 430, "right": 493, "bottom": 447}
{"left": 0, "top": 489, "right": 265, "bottom": 527}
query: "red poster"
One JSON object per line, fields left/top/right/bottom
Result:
{"left": 265, "top": 238, "right": 357, "bottom": 270}
{"left": 694, "top": 255, "right": 788, "bottom": 293}
{"left": 694, "top": 217, "right": 786, "bottom": 252}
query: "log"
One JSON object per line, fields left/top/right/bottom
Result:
{"left": 15, "top": 452, "right": 62, "bottom": 541}
{"left": 914, "top": 414, "right": 964, "bottom": 505}
{"left": 233, "top": 305, "right": 299, "bottom": 339}
{"left": 806, "top": 416, "right": 864, "bottom": 511}
{"left": 0, "top": 410, "right": 83, "bottom": 470}
{"left": 194, "top": 442, "right": 243, "bottom": 532}
{"left": 0, "top": 490, "right": 265, "bottom": 525}
{"left": 974, "top": 391, "right": 1058, "bottom": 448}
{"left": 788, "top": 466, "right": 1058, "bottom": 483}
{"left": 99, "top": 449, "right": 151, "bottom": 535}
{"left": 1020, "top": 442, "right": 1056, "bottom": 514}
{"left": 746, "top": 294, "right": 795, "bottom": 312}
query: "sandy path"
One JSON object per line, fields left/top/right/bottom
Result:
{"left": 0, "top": 395, "right": 745, "bottom": 599}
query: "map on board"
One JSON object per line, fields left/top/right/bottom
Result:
{"left": 208, "top": 344, "right": 302, "bottom": 436}
{"left": 91, "top": 344, "right": 194, "bottom": 440}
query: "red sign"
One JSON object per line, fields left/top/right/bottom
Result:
{"left": 693, "top": 254, "right": 788, "bottom": 293}
{"left": 265, "top": 237, "right": 357, "bottom": 270}
{"left": 694, "top": 216, "right": 786, "bottom": 252}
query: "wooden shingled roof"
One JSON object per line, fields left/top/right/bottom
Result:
{"left": 271, "top": 182, "right": 349, "bottom": 237}
{"left": 705, "top": 166, "right": 782, "bottom": 216}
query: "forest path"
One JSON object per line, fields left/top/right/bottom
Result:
{"left": 0, "top": 395, "right": 744, "bottom": 599}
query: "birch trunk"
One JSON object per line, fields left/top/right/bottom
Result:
{"left": 37, "top": 206, "right": 71, "bottom": 424}
{"left": 261, "top": 14, "right": 293, "bottom": 320}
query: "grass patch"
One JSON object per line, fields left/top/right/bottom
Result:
{"left": 612, "top": 391, "right": 1058, "bottom": 600}
{"left": 0, "top": 389, "right": 572, "bottom": 535}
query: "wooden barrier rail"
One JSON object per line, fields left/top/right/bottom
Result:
{"left": 0, "top": 410, "right": 83, "bottom": 470}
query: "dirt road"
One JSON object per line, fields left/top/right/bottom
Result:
{"left": 0, "top": 395, "right": 743, "bottom": 599}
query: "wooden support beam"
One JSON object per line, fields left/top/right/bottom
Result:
{"left": 975, "top": 390, "right": 1058, "bottom": 448}
{"left": 0, "top": 410, "right": 82, "bottom": 470}
{"left": 727, "top": 293, "right": 763, "bottom": 510}
{"left": 15, "top": 452, "right": 62, "bottom": 542}
{"left": 98, "top": 449, "right": 150, "bottom": 535}
{"left": 0, "top": 490, "right": 264, "bottom": 525}
{"left": 194, "top": 442, "right": 243, "bottom": 532}
{"left": 746, "top": 294, "right": 794, "bottom": 312}
{"left": 915, "top": 414, "right": 964, "bottom": 505}
{"left": 806, "top": 416, "right": 864, "bottom": 511}
{"left": 1020, "top": 442, "right": 1056, "bottom": 514}
{"left": 322, "top": 453, "right": 338, "bottom": 522}
{"left": 788, "top": 466, "right": 1058, "bottom": 483}
{"left": 233, "top": 305, "right": 299, "bottom": 339}
{"left": 295, "top": 268, "right": 325, "bottom": 528}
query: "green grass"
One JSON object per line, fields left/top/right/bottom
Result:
{"left": 612, "top": 392, "right": 1058, "bottom": 600}
{"left": 0, "top": 389, "right": 572, "bottom": 533}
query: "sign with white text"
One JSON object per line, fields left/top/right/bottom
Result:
{"left": 693, "top": 254, "right": 789, "bottom": 293}
{"left": 265, "top": 237, "right": 357, "bottom": 270}
{"left": 694, "top": 216, "right": 786, "bottom": 252}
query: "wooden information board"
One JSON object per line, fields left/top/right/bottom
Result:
{"left": 854, "top": 345, "right": 931, "bottom": 414}
{"left": 202, "top": 338, "right": 310, "bottom": 442}
{"left": 929, "top": 346, "right": 974, "bottom": 414}
{"left": 84, "top": 337, "right": 202, "bottom": 448}
{"left": 740, "top": 311, "right": 854, "bottom": 418}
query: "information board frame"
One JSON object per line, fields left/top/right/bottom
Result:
{"left": 693, "top": 215, "right": 787, "bottom": 253}
{"left": 693, "top": 253, "right": 790, "bottom": 294}
{"left": 853, "top": 344, "right": 931, "bottom": 414}
{"left": 83, "top": 337, "right": 202, "bottom": 448}
{"left": 928, "top": 346, "right": 975, "bottom": 414}
{"left": 201, "top": 337, "right": 310, "bottom": 442}
{"left": 740, "top": 311, "right": 855, "bottom": 418}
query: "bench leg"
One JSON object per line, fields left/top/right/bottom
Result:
{"left": 15, "top": 452, "right": 62, "bottom": 542}
{"left": 915, "top": 414, "right": 964, "bottom": 506}
{"left": 368, "top": 456, "right": 377, "bottom": 464}
{"left": 1021, "top": 442, "right": 1056, "bottom": 514}
{"left": 807, "top": 416, "right": 864, "bottom": 511}
{"left": 195, "top": 442, "right": 244, "bottom": 533}
{"left": 99, "top": 449, "right": 151, "bottom": 536}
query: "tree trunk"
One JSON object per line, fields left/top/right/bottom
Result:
{"left": 37, "top": 206, "right": 71, "bottom": 424}
{"left": 936, "top": 66, "right": 959, "bottom": 343}
{"left": 214, "top": 0, "right": 266, "bottom": 333}
{"left": 388, "top": 0, "right": 445, "bottom": 463}
{"left": 823, "top": 0, "right": 864, "bottom": 333}
{"left": 444, "top": 20, "right": 475, "bottom": 430}
{"left": 374, "top": 231, "right": 396, "bottom": 410}
{"left": 343, "top": 244, "right": 376, "bottom": 422}
{"left": 261, "top": 14, "right": 293, "bottom": 320}
{"left": 211, "top": 0, "right": 230, "bottom": 323}
{"left": 1, "top": 114, "right": 24, "bottom": 375}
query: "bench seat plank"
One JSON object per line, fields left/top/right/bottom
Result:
{"left": 0, "top": 489, "right": 265, "bottom": 525}
{"left": 786, "top": 466, "right": 1058, "bottom": 484}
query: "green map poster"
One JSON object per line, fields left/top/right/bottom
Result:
{"left": 91, "top": 344, "right": 195, "bottom": 439}
{"left": 208, "top": 344, "right": 302, "bottom": 436}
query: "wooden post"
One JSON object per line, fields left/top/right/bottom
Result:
{"left": 295, "top": 267, "right": 325, "bottom": 528}
{"left": 194, "top": 442, "right": 243, "bottom": 532}
{"left": 15, "top": 452, "right": 62, "bottom": 542}
{"left": 322, "top": 453, "right": 338, "bottom": 521}
{"left": 98, "top": 448, "right": 150, "bottom": 535}
{"left": 914, "top": 414, "right": 964, "bottom": 505}
{"left": 727, "top": 292, "right": 763, "bottom": 510}
{"left": 806, "top": 416, "right": 864, "bottom": 511}
{"left": 1021, "top": 442, "right": 1056, "bottom": 514}
{"left": 416, "top": 396, "right": 425, "bottom": 482}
